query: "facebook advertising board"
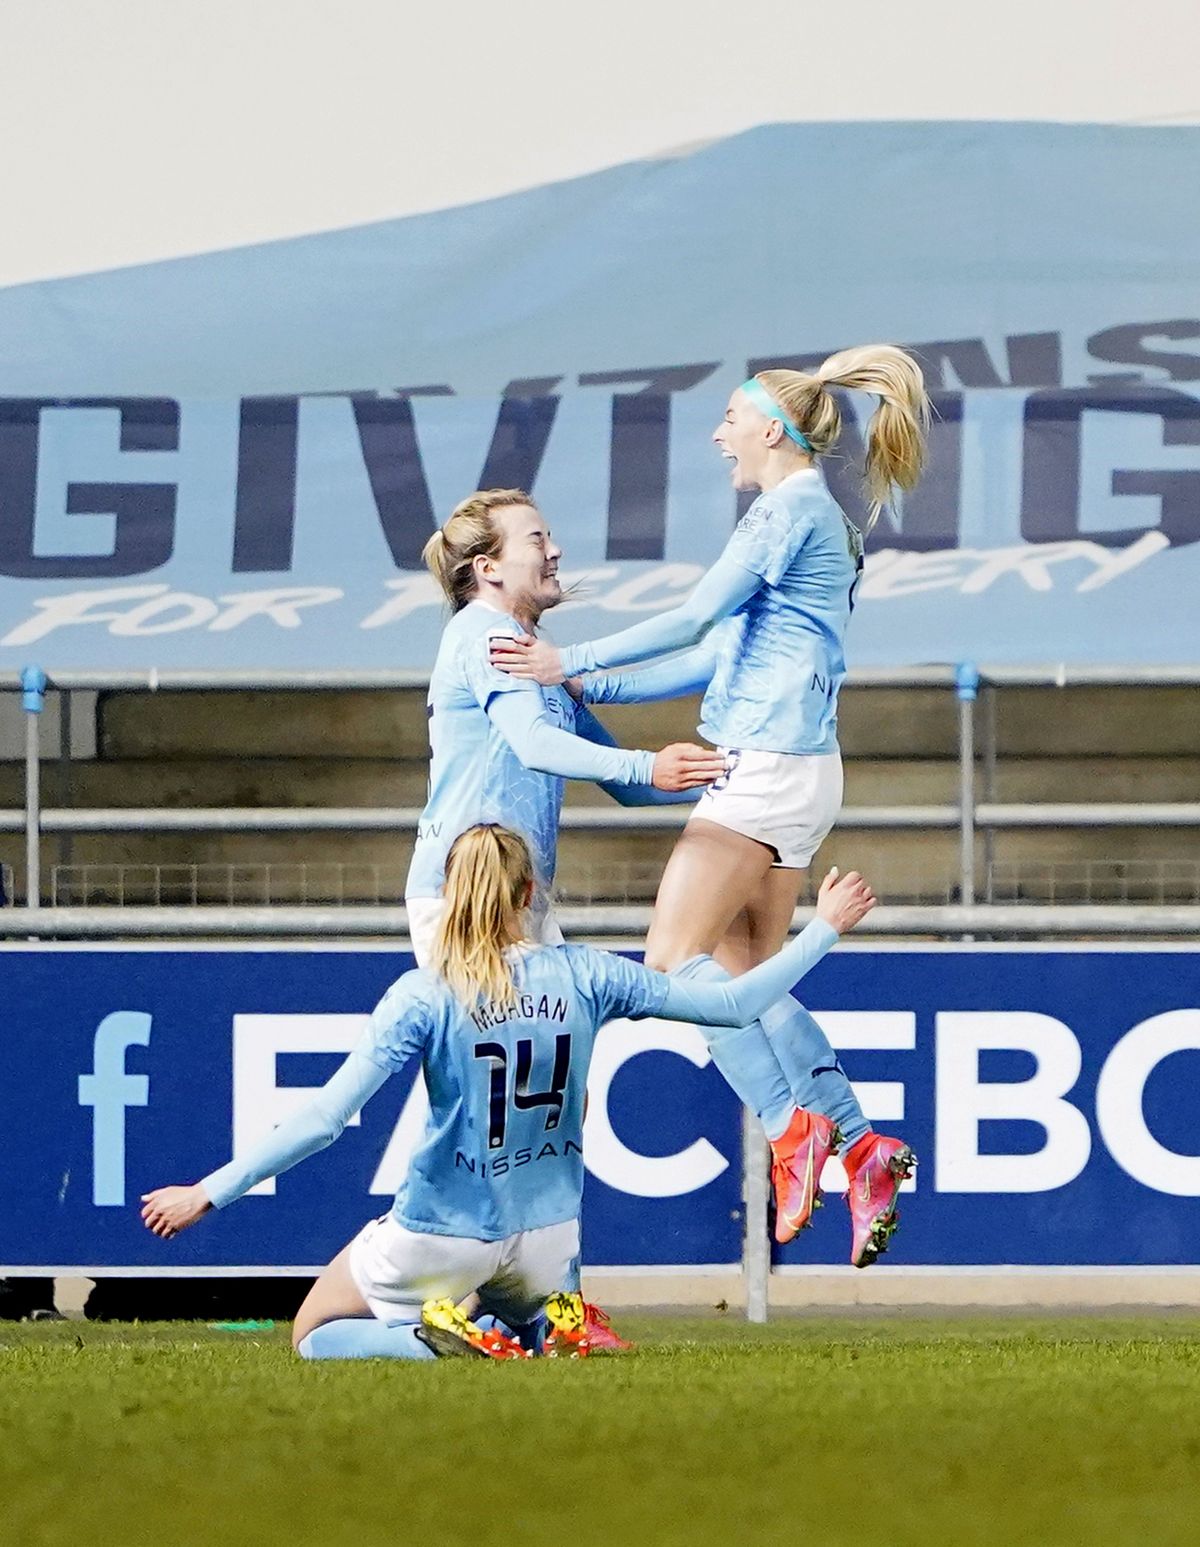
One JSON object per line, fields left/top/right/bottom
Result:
{"left": 3, "top": 944, "right": 1198, "bottom": 1273}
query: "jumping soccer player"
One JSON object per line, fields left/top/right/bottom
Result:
{"left": 490, "top": 346, "right": 930, "bottom": 1266}
{"left": 141, "top": 823, "right": 876, "bottom": 1360}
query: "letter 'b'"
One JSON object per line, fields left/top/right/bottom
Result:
{"left": 935, "top": 1011, "right": 1092, "bottom": 1193}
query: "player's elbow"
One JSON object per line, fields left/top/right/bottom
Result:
{"left": 600, "top": 782, "right": 638, "bottom": 807}
{"left": 310, "top": 1110, "right": 346, "bottom": 1149}
{"left": 671, "top": 602, "right": 717, "bottom": 649}
{"left": 511, "top": 726, "right": 566, "bottom": 777}
{"left": 519, "top": 751, "right": 559, "bottom": 777}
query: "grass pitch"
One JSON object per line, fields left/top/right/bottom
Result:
{"left": 3, "top": 1313, "right": 1198, "bottom": 1547}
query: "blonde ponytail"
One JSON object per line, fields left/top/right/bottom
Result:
{"left": 423, "top": 489, "right": 533, "bottom": 611}
{"left": 755, "top": 344, "right": 930, "bottom": 532}
{"left": 432, "top": 824, "right": 534, "bottom": 1006}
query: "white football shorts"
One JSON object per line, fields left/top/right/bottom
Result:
{"left": 405, "top": 894, "right": 564, "bottom": 968}
{"left": 348, "top": 1211, "right": 580, "bottom": 1327}
{"left": 689, "top": 747, "right": 843, "bottom": 870}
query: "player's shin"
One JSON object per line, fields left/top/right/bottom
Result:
{"left": 669, "top": 956, "right": 794, "bottom": 1140}
{"left": 759, "top": 998, "right": 870, "bottom": 1146}
{"left": 296, "top": 1318, "right": 436, "bottom": 1361}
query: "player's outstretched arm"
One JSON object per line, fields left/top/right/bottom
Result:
{"left": 140, "top": 1050, "right": 390, "bottom": 1238}
{"left": 574, "top": 704, "right": 704, "bottom": 806}
{"left": 489, "top": 554, "right": 761, "bottom": 684}
{"left": 653, "top": 868, "right": 877, "bottom": 1027}
{"left": 581, "top": 642, "right": 719, "bottom": 707}
{"left": 487, "top": 690, "right": 723, "bottom": 792}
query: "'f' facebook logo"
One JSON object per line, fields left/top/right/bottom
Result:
{"left": 77, "top": 1012, "right": 152, "bottom": 1206}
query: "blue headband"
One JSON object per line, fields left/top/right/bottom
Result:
{"left": 739, "top": 378, "right": 813, "bottom": 453}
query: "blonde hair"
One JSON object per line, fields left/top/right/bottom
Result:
{"left": 754, "top": 345, "right": 930, "bottom": 531}
{"left": 422, "top": 488, "right": 533, "bottom": 611}
{"left": 432, "top": 824, "right": 534, "bottom": 1007}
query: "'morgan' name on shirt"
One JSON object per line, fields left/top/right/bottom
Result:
{"left": 470, "top": 993, "right": 570, "bottom": 1032}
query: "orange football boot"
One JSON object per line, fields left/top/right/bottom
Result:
{"left": 770, "top": 1108, "right": 843, "bottom": 1243}
{"left": 416, "top": 1298, "right": 531, "bottom": 1359}
{"left": 543, "top": 1291, "right": 591, "bottom": 1359}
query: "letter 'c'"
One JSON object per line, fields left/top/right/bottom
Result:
{"left": 583, "top": 1020, "right": 728, "bottom": 1198}
{"left": 1095, "top": 1010, "right": 1200, "bottom": 1195}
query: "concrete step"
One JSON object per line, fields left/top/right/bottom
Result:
{"left": 98, "top": 690, "right": 435, "bottom": 761}
{"left": 0, "top": 758, "right": 431, "bottom": 809}
{"left": 97, "top": 685, "right": 1200, "bottom": 760}
{"left": 3, "top": 737, "right": 1198, "bottom": 905}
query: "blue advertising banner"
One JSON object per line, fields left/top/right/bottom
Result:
{"left": 3, "top": 944, "right": 1197, "bottom": 1273}
{"left": 1, "top": 124, "right": 1198, "bottom": 670}
{"left": 0, "top": 385, "right": 1196, "bottom": 672}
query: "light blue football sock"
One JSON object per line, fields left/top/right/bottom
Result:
{"left": 296, "top": 1317, "right": 435, "bottom": 1361}
{"left": 760, "top": 997, "right": 870, "bottom": 1146}
{"left": 670, "top": 956, "right": 794, "bottom": 1140}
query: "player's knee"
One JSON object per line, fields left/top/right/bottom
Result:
{"left": 644, "top": 924, "right": 696, "bottom": 973}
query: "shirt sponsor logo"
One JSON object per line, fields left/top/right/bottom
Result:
{"left": 454, "top": 1138, "right": 583, "bottom": 1178}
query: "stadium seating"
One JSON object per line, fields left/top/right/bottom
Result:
{"left": 2, "top": 683, "right": 1197, "bottom": 909}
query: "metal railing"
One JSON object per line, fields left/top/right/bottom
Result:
{"left": 2, "top": 902, "right": 1200, "bottom": 940}
{"left": 46, "top": 856, "right": 1200, "bottom": 909}
{"left": 3, "top": 662, "right": 1199, "bottom": 938}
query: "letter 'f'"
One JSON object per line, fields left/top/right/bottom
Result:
{"left": 78, "top": 1012, "right": 152, "bottom": 1205}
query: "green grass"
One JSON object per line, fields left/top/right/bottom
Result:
{"left": 3, "top": 1313, "right": 1199, "bottom": 1547}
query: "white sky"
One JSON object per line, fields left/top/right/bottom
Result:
{"left": 2, "top": 0, "right": 1198, "bottom": 285}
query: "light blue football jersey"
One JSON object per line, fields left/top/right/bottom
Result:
{"left": 700, "top": 469, "right": 863, "bottom": 755}
{"left": 406, "top": 602, "right": 577, "bottom": 900}
{"left": 360, "top": 945, "right": 668, "bottom": 1240}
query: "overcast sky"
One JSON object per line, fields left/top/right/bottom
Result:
{"left": 2, "top": 0, "right": 1197, "bottom": 285}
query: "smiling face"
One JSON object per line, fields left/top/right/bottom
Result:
{"left": 472, "top": 502, "right": 563, "bottom": 624}
{"left": 712, "top": 387, "right": 780, "bottom": 491}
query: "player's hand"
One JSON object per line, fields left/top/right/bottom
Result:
{"left": 816, "top": 866, "right": 877, "bottom": 934}
{"left": 652, "top": 743, "right": 727, "bottom": 791}
{"left": 140, "top": 1183, "right": 212, "bottom": 1239}
{"left": 489, "top": 633, "right": 565, "bottom": 686}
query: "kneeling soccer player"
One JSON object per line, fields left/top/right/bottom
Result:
{"left": 142, "top": 823, "right": 875, "bottom": 1360}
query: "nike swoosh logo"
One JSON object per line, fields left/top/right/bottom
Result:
{"left": 782, "top": 1143, "right": 816, "bottom": 1231}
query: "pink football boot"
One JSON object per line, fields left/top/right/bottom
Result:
{"left": 582, "top": 1301, "right": 633, "bottom": 1354}
{"left": 844, "top": 1134, "right": 917, "bottom": 1268}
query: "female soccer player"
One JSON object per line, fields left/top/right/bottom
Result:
{"left": 489, "top": 347, "right": 930, "bottom": 1267}
{"left": 412, "top": 488, "right": 723, "bottom": 1347}
{"left": 408, "top": 487, "right": 723, "bottom": 962}
{"left": 141, "top": 824, "right": 876, "bottom": 1360}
